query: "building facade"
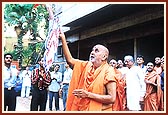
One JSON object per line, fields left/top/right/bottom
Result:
{"left": 59, "top": 3, "right": 165, "bottom": 64}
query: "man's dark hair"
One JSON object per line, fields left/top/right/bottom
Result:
{"left": 137, "top": 55, "right": 144, "bottom": 60}
{"left": 4, "top": 53, "right": 13, "bottom": 59}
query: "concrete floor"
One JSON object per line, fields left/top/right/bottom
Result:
{"left": 15, "top": 96, "right": 64, "bottom": 112}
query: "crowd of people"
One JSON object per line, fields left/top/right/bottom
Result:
{"left": 3, "top": 53, "right": 72, "bottom": 111}
{"left": 3, "top": 32, "right": 164, "bottom": 111}
{"left": 109, "top": 55, "right": 164, "bottom": 111}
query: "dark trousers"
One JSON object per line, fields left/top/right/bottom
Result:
{"left": 4, "top": 88, "right": 17, "bottom": 111}
{"left": 49, "top": 91, "right": 59, "bottom": 110}
{"left": 30, "top": 87, "right": 48, "bottom": 111}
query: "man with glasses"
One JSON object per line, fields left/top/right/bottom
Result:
{"left": 4, "top": 53, "right": 19, "bottom": 111}
{"left": 124, "top": 55, "right": 146, "bottom": 111}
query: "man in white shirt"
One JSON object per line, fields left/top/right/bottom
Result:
{"left": 4, "top": 53, "right": 19, "bottom": 111}
{"left": 48, "top": 64, "right": 62, "bottom": 111}
{"left": 124, "top": 55, "right": 146, "bottom": 111}
{"left": 21, "top": 66, "right": 31, "bottom": 98}
{"left": 61, "top": 63, "right": 72, "bottom": 111}
{"left": 136, "top": 55, "right": 147, "bottom": 74}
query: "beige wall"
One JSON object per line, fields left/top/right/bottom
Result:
{"left": 4, "top": 37, "right": 29, "bottom": 51}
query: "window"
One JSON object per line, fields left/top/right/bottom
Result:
{"left": 57, "top": 46, "right": 62, "bottom": 57}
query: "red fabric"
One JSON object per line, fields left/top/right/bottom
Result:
{"left": 31, "top": 68, "right": 51, "bottom": 89}
{"left": 33, "top": 4, "right": 40, "bottom": 8}
{"left": 112, "top": 69, "right": 126, "bottom": 111}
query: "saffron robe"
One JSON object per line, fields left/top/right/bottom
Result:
{"left": 112, "top": 69, "right": 126, "bottom": 111}
{"left": 66, "top": 59, "right": 116, "bottom": 111}
{"left": 144, "top": 71, "right": 162, "bottom": 111}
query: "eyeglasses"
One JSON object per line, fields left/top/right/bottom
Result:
{"left": 5, "top": 57, "right": 12, "bottom": 59}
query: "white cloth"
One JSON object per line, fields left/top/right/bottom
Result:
{"left": 21, "top": 70, "right": 31, "bottom": 87}
{"left": 62, "top": 68, "right": 72, "bottom": 84}
{"left": 48, "top": 71, "right": 62, "bottom": 92}
{"left": 125, "top": 66, "right": 146, "bottom": 110}
{"left": 137, "top": 65, "right": 147, "bottom": 74}
{"left": 21, "top": 70, "right": 32, "bottom": 97}
{"left": 118, "top": 67, "right": 128, "bottom": 75}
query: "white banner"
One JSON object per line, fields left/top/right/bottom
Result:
{"left": 43, "top": 4, "right": 62, "bottom": 72}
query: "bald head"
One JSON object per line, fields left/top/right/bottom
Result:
{"left": 94, "top": 44, "right": 109, "bottom": 59}
{"left": 89, "top": 44, "right": 109, "bottom": 69}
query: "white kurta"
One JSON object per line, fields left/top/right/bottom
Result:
{"left": 21, "top": 70, "right": 31, "bottom": 87}
{"left": 125, "top": 66, "right": 146, "bottom": 110}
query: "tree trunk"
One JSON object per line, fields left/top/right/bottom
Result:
{"left": 15, "top": 26, "right": 23, "bottom": 69}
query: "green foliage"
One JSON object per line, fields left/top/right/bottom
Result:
{"left": 22, "top": 45, "right": 34, "bottom": 64}
{"left": 4, "top": 4, "right": 33, "bottom": 26}
{"left": 5, "top": 42, "right": 45, "bottom": 65}
{"left": 4, "top": 4, "right": 49, "bottom": 35}
{"left": 4, "top": 4, "right": 49, "bottom": 67}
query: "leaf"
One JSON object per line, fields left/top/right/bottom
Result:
{"left": 4, "top": 3, "right": 49, "bottom": 66}
{"left": 19, "top": 16, "right": 27, "bottom": 23}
